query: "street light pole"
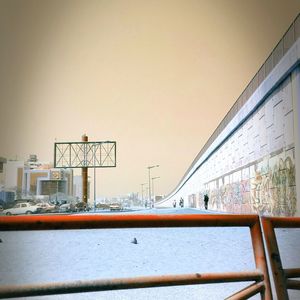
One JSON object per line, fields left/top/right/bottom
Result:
{"left": 151, "top": 176, "right": 160, "bottom": 207}
{"left": 141, "top": 183, "right": 147, "bottom": 207}
{"left": 147, "top": 165, "right": 159, "bottom": 208}
{"left": 56, "top": 180, "right": 58, "bottom": 204}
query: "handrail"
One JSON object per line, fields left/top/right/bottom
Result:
{"left": 0, "top": 214, "right": 272, "bottom": 299}
{"left": 0, "top": 271, "right": 264, "bottom": 299}
{"left": 0, "top": 214, "right": 258, "bottom": 230}
{"left": 262, "top": 217, "right": 300, "bottom": 300}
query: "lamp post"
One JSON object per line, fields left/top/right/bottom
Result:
{"left": 151, "top": 176, "right": 160, "bottom": 206}
{"left": 141, "top": 183, "right": 147, "bottom": 207}
{"left": 147, "top": 165, "right": 159, "bottom": 208}
{"left": 56, "top": 180, "right": 58, "bottom": 204}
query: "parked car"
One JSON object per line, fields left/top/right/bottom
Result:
{"left": 96, "top": 203, "right": 110, "bottom": 210}
{"left": 74, "top": 202, "right": 87, "bottom": 212}
{"left": 109, "top": 203, "right": 122, "bottom": 211}
{"left": 3, "top": 202, "right": 39, "bottom": 215}
{"left": 59, "top": 203, "right": 76, "bottom": 213}
{"left": 36, "top": 202, "right": 58, "bottom": 213}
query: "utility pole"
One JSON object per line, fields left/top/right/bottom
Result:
{"left": 141, "top": 183, "right": 147, "bottom": 207}
{"left": 147, "top": 165, "right": 159, "bottom": 209}
{"left": 82, "top": 134, "right": 88, "bottom": 204}
{"left": 94, "top": 167, "right": 96, "bottom": 211}
{"left": 151, "top": 176, "right": 160, "bottom": 207}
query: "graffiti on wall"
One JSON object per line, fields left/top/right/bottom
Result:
{"left": 250, "top": 155, "right": 296, "bottom": 216}
{"left": 198, "top": 149, "right": 296, "bottom": 216}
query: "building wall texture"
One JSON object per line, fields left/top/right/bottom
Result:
{"left": 190, "top": 75, "right": 296, "bottom": 216}
{"left": 158, "top": 16, "right": 300, "bottom": 216}
{"left": 160, "top": 70, "right": 299, "bottom": 216}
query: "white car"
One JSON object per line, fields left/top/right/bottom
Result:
{"left": 3, "top": 202, "right": 39, "bottom": 215}
{"left": 109, "top": 203, "right": 122, "bottom": 211}
{"left": 36, "top": 202, "right": 57, "bottom": 213}
{"left": 59, "top": 203, "right": 76, "bottom": 213}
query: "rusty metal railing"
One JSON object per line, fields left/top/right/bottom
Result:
{"left": 262, "top": 217, "right": 300, "bottom": 300}
{"left": 0, "top": 214, "right": 272, "bottom": 299}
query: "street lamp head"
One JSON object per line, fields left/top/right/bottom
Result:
{"left": 148, "top": 164, "right": 159, "bottom": 169}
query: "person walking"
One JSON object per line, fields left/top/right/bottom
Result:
{"left": 204, "top": 194, "right": 209, "bottom": 210}
{"left": 179, "top": 198, "right": 184, "bottom": 208}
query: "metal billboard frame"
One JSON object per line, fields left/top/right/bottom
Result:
{"left": 54, "top": 141, "right": 116, "bottom": 169}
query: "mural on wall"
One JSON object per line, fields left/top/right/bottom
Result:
{"left": 250, "top": 152, "right": 296, "bottom": 216}
{"left": 200, "top": 149, "right": 297, "bottom": 216}
{"left": 171, "top": 75, "right": 297, "bottom": 215}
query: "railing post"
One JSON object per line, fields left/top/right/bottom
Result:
{"left": 250, "top": 218, "right": 273, "bottom": 300}
{"left": 262, "top": 218, "right": 289, "bottom": 300}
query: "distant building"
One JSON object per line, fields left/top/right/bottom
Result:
{"left": 22, "top": 168, "right": 73, "bottom": 197}
{"left": 0, "top": 157, "right": 7, "bottom": 187}
{"left": 73, "top": 175, "right": 90, "bottom": 202}
{"left": 2, "top": 155, "right": 74, "bottom": 200}
{"left": 4, "top": 160, "right": 24, "bottom": 190}
{"left": 0, "top": 190, "right": 15, "bottom": 206}
{"left": 154, "top": 195, "right": 163, "bottom": 202}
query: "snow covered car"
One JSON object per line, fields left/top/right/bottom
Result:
{"left": 59, "top": 203, "right": 76, "bottom": 213}
{"left": 74, "top": 202, "right": 88, "bottom": 212}
{"left": 59, "top": 203, "right": 71, "bottom": 212}
{"left": 3, "top": 202, "right": 39, "bottom": 215}
{"left": 109, "top": 203, "right": 122, "bottom": 211}
{"left": 36, "top": 203, "right": 58, "bottom": 213}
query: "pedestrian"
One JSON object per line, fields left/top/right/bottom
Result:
{"left": 179, "top": 198, "right": 184, "bottom": 208}
{"left": 173, "top": 199, "right": 176, "bottom": 208}
{"left": 204, "top": 194, "right": 209, "bottom": 210}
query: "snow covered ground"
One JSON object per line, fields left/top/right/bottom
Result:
{"left": 0, "top": 208, "right": 299, "bottom": 300}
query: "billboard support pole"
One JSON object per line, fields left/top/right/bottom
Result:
{"left": 54, "top": 138, "right": 116, "bottom": 208}
{"left": 82, "top": 134, "right": 88, "bottom": 204}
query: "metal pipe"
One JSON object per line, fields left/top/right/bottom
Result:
{"left": 264, "top": 217, "right": 300, "bottom": 228}
{"left": 141, "top": 183, "right": 147, "bottom": 207}
{"left": 225, "top": 282, "right": 265, "bottom": 300}
{"left": 93, "top": 167, "right": 96, "bottom": 211}
{"left": 147, "top": 165, "right": 159, "bottom": 208}
{"left": 0, "top": 271, "right": 263, "bottom": 299}
{"left": 82, "top": 134, "right": 88, "bottom": 204}
{"left": 261, "top": 218, "right": 288, "bottom": 299}
{"left": 151, "top": 176, "right": 160, "bottom": 207}
{"left": 250, "top": 221, "right": 273, "bottom": 299}
{"left": 0, "top": 214, "right": 259, "bottom": 231}
{"left": 285, "top": 268, "right": 300, "bottom": 278}
{"left": 286, "top": 279, "right": 300, "bottom": 290}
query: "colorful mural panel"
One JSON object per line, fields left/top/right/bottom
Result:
{"left": 201, "top": 148, "right": 296, "bottom": 216}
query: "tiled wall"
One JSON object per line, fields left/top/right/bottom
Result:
{"left": 186, "top": 76, "right": 296, "bottom": 216}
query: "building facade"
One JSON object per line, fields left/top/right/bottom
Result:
{"left": 1, "top": 155, "right": 74, "bottom": 201}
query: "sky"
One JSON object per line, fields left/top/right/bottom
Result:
{"left": 0, "top": 0, "right": 300, "bottom": 198}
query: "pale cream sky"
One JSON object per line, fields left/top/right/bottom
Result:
{"left": 0, "top": 0, "right": 299, "bottom": 198}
